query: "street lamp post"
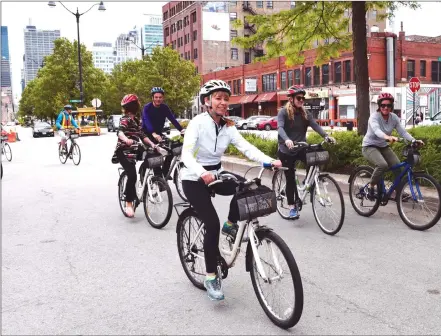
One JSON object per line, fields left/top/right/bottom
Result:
{"left": 126, "top": 27, "right": 159, "bottom": 58}
{"left": 48, "top": 1, "right": 106, "bottom": 104}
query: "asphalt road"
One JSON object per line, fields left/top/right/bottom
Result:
{"left": 2, "top": 127, "right": 440, "bottom": 335}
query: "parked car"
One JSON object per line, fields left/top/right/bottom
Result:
{"left": 32, "top": 121, "right": 54, "bottom": 137}
{"left": 247, "top": 116, "right": 271, "bottom": 129}
{"left": 236, "top": 115, "right": 270, "bottom": 130}
{"left": 107, "top": 115, "right": 122, "bottom": 132}
{"left": 419, "top": 111, "right": 441, "bottom": 126}
{"left": 257, "top": 116, "right": 278, "bottom": 131}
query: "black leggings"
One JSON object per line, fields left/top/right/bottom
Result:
{"left": 116, "top": 148, "right": 137, "bottom": 202}
{"left": 278, "top": 150, "right": 307, "bottom": 206}
{"left": 182, "top": 171, "right": 244, "bottom": 274}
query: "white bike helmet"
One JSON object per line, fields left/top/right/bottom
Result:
{"left": 199, "top": 79, "right": 231, "bottom": 104}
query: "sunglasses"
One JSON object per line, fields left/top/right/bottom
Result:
{"left": 380, "top": 104, "right": 393, "bottom": 109}
{"left": 295, "top": 96, "right": 305, "bottom": 101}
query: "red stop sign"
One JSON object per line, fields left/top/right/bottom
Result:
{"left": 409, "top": 77, "right": 421, "bottom": 93}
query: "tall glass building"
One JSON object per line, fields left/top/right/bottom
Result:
{"left": 1, "top": 26, "right": 11, "bottom": 88}
{"left": 143, "top": 14, "right": 163, "bottom": 55}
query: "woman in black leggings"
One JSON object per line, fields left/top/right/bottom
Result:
{"left": 180, "top": 79, "right": 282, "bottom": 301}
{"left": 112, "top": 94, "right": 156, "bottom": 218}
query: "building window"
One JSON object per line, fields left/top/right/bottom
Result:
{"left": 164, "top": 27, "right": 170, "bottom": 37}
{"left": 322, "top": 64, "right": 329, "bottom": 84}
{"left": 231, "top": 48, "right": 238, "bottom": 60}
{"left": 420, "top": 60, "right": 426, "bottom": 77}
{"left": 193, "top": 30, "right": 197, "bottom": 41}
{"left": 262, "top": 73, "right": 277, "bottom": 92}
{"left": 237, "top": 79, "right": 242, "bottom": 94}
{"left": 193, "top": 48, "right": 198, "bottom": 59}
{"left": 334, "top": 61, "right": 342, "bottom": 83}
{"left": 244, "top": 51, "right": 251, "bottom": 64}
{"left": 233, "top": 80, "right": 237, "bottom": 94}
{"left": 287, "top": 70, "right": 293, "bottom": 87}
{"left": 344, "top": 60, "right": 351, "bottom": 82}
{"left": 313, "top": 66, "right": 320, "bottom": 86}
{"left": 191, "top": 11, "right": 197, "bottom": 23}
{"left": 230, "top": 1, "right": 237, "bottom": 5}
{"left": 230, "top": 12, "right": 237, "bottom": 20}
{"left": 294, "top": 69, "right": 301, "bottom": 85}
{"left": 266, "top": 1, "right": 273, "bottom": 9}
{"left": 304, "top": 67, "right": 312, "bottom": 87}
{"left": 228, "top": 80, "right": 232, "bottom": 88}
{"left": 163, "top": 11, "right": 169, "bottom": 21}
{"left": 256, "top": 1, "right": 263, "bottom": 8}
{"left": 230, "top": 30, "right": 238, "bottom": 38}
{"left": 432, "top": 61, "right": 441, "bottom": 83}
{"left": 407, "top": 60, "right": 415, "bottom": 79}
{"left": 280, "top": 72, "right": 287, "bottom": 90}
{"left": 195, "top": 66, "right": 198, "bottom": 74}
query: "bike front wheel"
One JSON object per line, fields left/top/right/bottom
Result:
{"left": 249, "top": 230, "right": 303, "bottom": 329}
{"left": 58, "top": 143, "right": 68, "bottom": 164}
{"left": 173, "top": 161, "right": 187, "bottom": 202}
{"left": 71, "top": 143, "right": 81, "bottom": 165}
{"left": 4, "top": 143, "right": 12, "bottom": 161}
{"left": 312, "top": 174, "right": 345, "bottom": 235}
{"left": 143, "top": 176, "right": 173, "bottom": 229}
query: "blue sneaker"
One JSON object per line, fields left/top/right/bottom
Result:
{"left": 204, "top": 275, "right": 224, "bottom": 301}
{"left": 289, "top": 208, "right": 300, "bottom": 219}
{"left": 222, "top": 221, "right": 238, "bottom": 239}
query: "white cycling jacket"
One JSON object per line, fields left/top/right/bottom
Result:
{"left": 181, "top": 112, "right": 274, "bottom": 181}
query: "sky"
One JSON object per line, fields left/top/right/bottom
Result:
{"left": 2, "top": 1, "right": 441, "bottom": 104}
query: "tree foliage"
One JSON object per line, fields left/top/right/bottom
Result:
{"left": 18, "top": 38, "right": 108, "bottom": 120}
{"left": 232, "top": 1, "right": 419, "bottom": 135}
{"left": 102, "top": 46, "right": 201, "bottom": 117}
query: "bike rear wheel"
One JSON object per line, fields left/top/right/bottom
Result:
{"left": 118, "top": 171, "right": 130, "bottom": 217}
{"left": 397, "top": 172, "right": 441, "bottom": 231}
{"left": 250, "top": 230, "right": 303, "bottom": 329}
{"left": 312, "top": 174, "right": 345, "bottom": 235}
{"left": 143, "top": 176, "right": 173, "bottom": 229}
{"left": 349, "top": 166, "right": 381, "bottom": 217}
{"left": 176, "top": 208, "right": 206, "bottom": 290}
{"left": 3, "top": 143, "right": 12, "bottom": 161}
{"left": 58, "top": 143, "right": 68, "bottom": 164}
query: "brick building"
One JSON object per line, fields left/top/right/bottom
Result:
{"left": 202, "top": 29, "right": 441, "bottom": 126}
{"left": 162, "top": 1, "right": 385, "bottom": 75}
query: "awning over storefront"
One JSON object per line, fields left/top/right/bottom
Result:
{"left": 240, "top": 94, "right": 258, "bottom": 104}
{"left": 228, "top": 95, "right": 242, "bottom": 105}
{"left": 256, "top": 92, "right": 277, "bottom": 103}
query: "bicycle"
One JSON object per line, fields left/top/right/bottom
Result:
{"left": 175, "top": 166, "right": 304, "bottom": 329}
{"left": 58, "top": 129, "right": 81, "bottom": 165}
{"left": 272, "top": 141, "right": 345, "bottom": 235}
{"left": 157, "top": 136, "right": 187, "bottom": 202}
{"left": 348, "top": 138, "right": 441, "bottom": 231}
{"left": 1, "top": 135, "right": 12, "bottom": 162}
{"left": 117, "top": 141, "right": 173, "bottom": 229}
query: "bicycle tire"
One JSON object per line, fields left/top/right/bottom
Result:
{"left": 4, "top": 143, "right": 12, "bottom": 161}
{"left": 72, "top": 143, "right": 81, "bottom": 165}
{"left": 272, "top": 170, "right": 291, "bottom": 220}
{"left": 176, "top": 208, "right": 206, "bottom": 290}
{"left": 173, "top": 161, "right": 188, "bottom": 202}
{"left": 250, "top": 230, "right": 304, "bottom": 329}
{"left": 142, "top": 176, "right": 173, "bottom": 229}
{"left": 58, "top": 143, "right": 68, "bottom": 164}
{"left": 118, "top": 171, "right": 130, "bottom": 218}
{"left": 312, "top": 174, "right": 345, "bottom": 235}
{"left": 397, "top": 172, "right": 441, "bottom": 231}
{"left": 349, "top": 165, "right": 381, "bottom": 217}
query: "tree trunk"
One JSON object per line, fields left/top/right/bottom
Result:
{"left": 352, "top": 1, "right": 370, "bottom": 136}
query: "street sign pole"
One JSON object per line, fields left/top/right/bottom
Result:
{"left": 413, "top": 91, "right": 416, "bottom": 128}
{"left": 409, "top": 77, "right": 421, "bottom": 128}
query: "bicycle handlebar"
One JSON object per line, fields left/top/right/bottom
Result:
{"left": 289, "top": 139, "right": 335, "bottom": 150}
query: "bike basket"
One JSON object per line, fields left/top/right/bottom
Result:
{"left": 403, "top": 147, "right": 421, "bottom": 166}
{"left": 305, "top": 150, "right": 330, "bottom": 167}
{"left": 70, "top": 133, "right": 79, "bottom": 139}
{"left": 145, "top": 153, "right": 164, "bottom": 168}
{"left": 236, "top": 185, "right": 277, "bottom": 221}
{"left": 171, "top": 143, "right": 183, "bottom": 156}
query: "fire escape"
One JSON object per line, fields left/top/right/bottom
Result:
{"left": 242, "top": 1, "right": 264, "bottom": 59}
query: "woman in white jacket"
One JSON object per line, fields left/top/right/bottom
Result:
{"left": 181, "top": 79, "right": 282, "bottom": 301}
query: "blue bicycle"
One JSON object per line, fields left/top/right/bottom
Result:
{"left": 348, "top": 139, "right": 441, "bottom": 231}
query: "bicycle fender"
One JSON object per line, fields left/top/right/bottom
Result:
{"left": 245, "top": 226, "right": 273, "bottom": 272}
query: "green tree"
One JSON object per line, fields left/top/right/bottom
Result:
{"left": 233, "top": 1, "right": 418, "bottom": 135}
{"left": 103, "top": 46, "right": 201, "bottom": 117}
{"left": 18, "top": 38, "right": 108, "bottom": 120}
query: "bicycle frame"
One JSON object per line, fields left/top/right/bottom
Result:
{"left": 183, "top": 168, "right": 283, "bottom": 282}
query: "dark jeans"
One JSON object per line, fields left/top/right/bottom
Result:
{"left": 182, "top": 171, "right": 244, "bottom": 274}
{"left": 277, "top": 150, "right": 308, "bottom": 206}
{"left": 116, "top": 148, "right": 137, "bottom": 202}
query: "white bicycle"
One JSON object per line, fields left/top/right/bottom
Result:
{"left": 175, "top": 166, "right": 304, "bottom": 329}
{"left": 272, "top": 141, "right": 345, "bottom": 235}
{"left": 1, "top": 135, "right": 12, "bottom": 162}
